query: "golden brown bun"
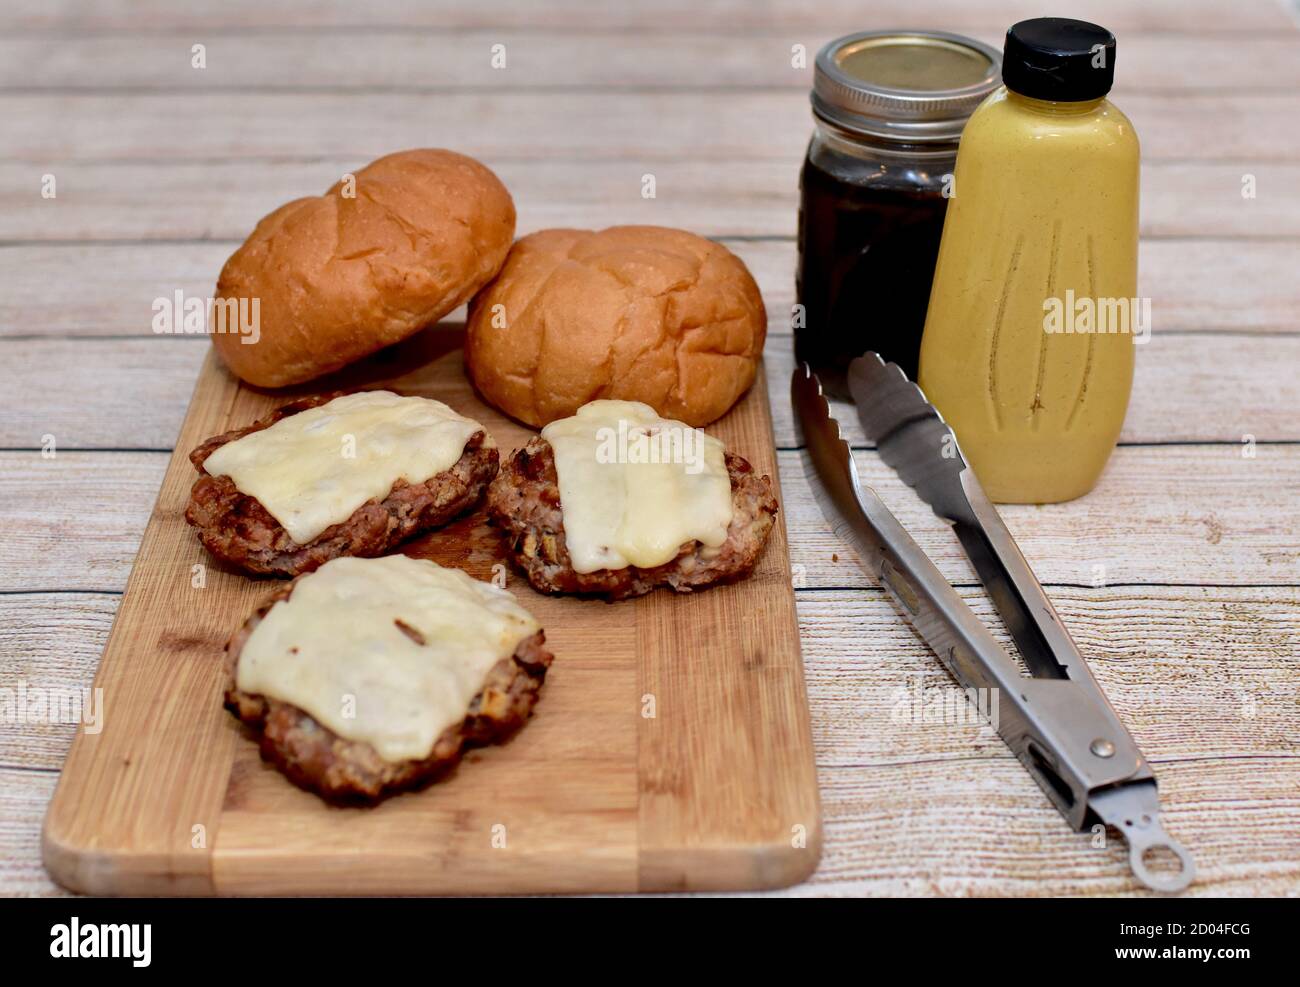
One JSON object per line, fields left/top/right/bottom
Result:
{"left": 212, "top": 149, "right": 515, "bottom": 388}
{"left": 465, "top": 226, "right": 766, "bottom": 427}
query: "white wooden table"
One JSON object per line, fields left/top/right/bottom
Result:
{"left": 2, "top": 0, "right": 1298, "bottom": 896}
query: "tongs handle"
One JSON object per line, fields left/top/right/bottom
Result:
{"left": 952, "top": 478, "right": 1083, "bottom": 681}
{"left": 799, "top": 358, "right": 1196, "bottom": 891}
{"left": 795, "top": 363, "right": 1146, "bottom": 810}
{"left": 843, "top": 354, "right": 1154, "bottom": 809}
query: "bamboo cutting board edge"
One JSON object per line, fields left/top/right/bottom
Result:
{"left": 41, "top": 333, "right": 822, "bottom": 895}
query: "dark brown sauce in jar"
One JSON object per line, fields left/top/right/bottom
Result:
{"left": 797, "top": 140, "right": 951, "bottom": 389}
{"left": 795, "top": 31, "right": 1001, "bottom": 396}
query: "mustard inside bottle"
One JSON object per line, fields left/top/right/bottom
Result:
{"left": 917, "top": 18, "right": 1140, "bottom": 504}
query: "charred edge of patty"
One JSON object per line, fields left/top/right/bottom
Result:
{"left": 223, "top": 579, "right": 553, "bottom": 804}
{"left": 184, "top": 394, "right": 499, "bottom": 577}
{"left": 486, "top": 436, "right": 778, "bottom": 601}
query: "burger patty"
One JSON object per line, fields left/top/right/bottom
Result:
{"left": 224, "top": 578, "right": 553, "bottom": 803}
{"left": 487, "top": 436, "right": 778, "bottom": 601}
{"left": 184, "top": 393, "right": 498, "bottom": 577}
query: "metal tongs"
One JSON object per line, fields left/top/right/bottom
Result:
{"left": 792, "top": 353, "right": 1195, "bottom": 892}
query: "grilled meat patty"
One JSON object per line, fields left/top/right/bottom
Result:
{"left": 487, "top": 436, "right": 778, "bottom": 601}
{"left": 185, "top": 394, "right": 498, "bottom": 577}
{"left": 224, "top": 578, "right": 553, "bottom": 802}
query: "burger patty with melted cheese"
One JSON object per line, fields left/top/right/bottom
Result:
{"left": 487, "top": 400, "right": 779, "bottom": 601}
{"left": 185, "top": 390, "right": 497, "bottom": 577}
{"left": 223, "top": 555, "right": 553, "bottom": 802}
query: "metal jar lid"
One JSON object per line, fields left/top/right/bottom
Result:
{"left": 813, "top": 30, "right": 1002, "bottom": 142}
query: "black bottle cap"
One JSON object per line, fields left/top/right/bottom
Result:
{"left": 1002, "top": 17, "right": 1116, "bottom": 101}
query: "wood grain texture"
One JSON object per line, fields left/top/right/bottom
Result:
{"left": 8, "top": 440, "right": 1297, "bottom": 595}
{"left": 5, "top": 93, "right": 1300, "bottom": 163}
{"left": 6, "top": 161, "right": 1298, "bottom": 241}
{"left": 13, "top": 752, "right": 1300, "bottom": 897}
{"left": 4, "top": 332, "right": 1299, "bottom": 450}
{"left": 5, "top": 0, "right": 1299, "bottom": 898}
{"left": 13, "top": 587, "right": 1297, "bottom": 771}
{"left": 765, "top": 335, "right": 1300, "bottom": 447}
{"left": 0, "top": 450, "right": 162, "bottom": 592}
{"left": 4, "top": 34, "right": 1298, "bottom": 93}
{"left": 3, "top": 240, "right": 1297, "bottom": 338}
{"left": 8, "top": 587, "right": 1296, "bottom": 896}
{"left": 8, "top": 0, "right": 1293, "bottom": 33}
{"left": 809, "top": 756, "right": 1300, "bottom": 897}
{"left": 0, "top": 339, "right": 206, "bottom": 448}
{"left": 1, "top": 770, "right": 67, "bottom": 898}
{"left": 781, "top": 444, "right": 1300, "bottom": 590}
{"left": 798, "top": 587, "right": 1300, "bottom": 767}
{"left": 0, "top": 593, "right": 119, "bottom": 770}
{"left": 40, "top": 341, "right": 820, "bottom": 895}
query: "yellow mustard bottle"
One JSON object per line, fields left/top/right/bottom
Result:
{"left": 917, "top": 18, "right": 1140, "bottom": 504}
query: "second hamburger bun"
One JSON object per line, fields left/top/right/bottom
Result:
{"left": 465, "top": 226, "right": 766, "bottom": 427}
{"left": 213, "top": 149, "right": 515, "bottom": 388}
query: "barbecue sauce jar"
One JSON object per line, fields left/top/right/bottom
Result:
{"left": 796, "top": 31, "right": 1001, "bottom": 395}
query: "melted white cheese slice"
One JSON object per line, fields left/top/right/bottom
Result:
{"left": 236, "top": 555, "right": 541, "bottom": 763}
{"left": 202, "top": 390, "right": 487, "bottom": 545}
{"left": 540, "top": 400, "right": 733, "bottom": 573}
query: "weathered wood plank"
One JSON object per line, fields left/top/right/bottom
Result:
{"left": 1142, "top": 163, "right": 1299, "bottom": 237}
{"left": 798, "top": 582, "right": 1300, "bottom": 896}
{"left": 5, "top": 160, "right": 1296, "bottom": 241}
{"left": 3, "top": 444, "right": 1296, "bottom": 594}
{"left": 2, "top": 159, "right": 808, "bottom": 241}
{"left": 3, "top": 93, "right": 1298, "bottom": 163}
{"left": 764, "top": 334, "right": 1300, "bottom": 447}
{"left": 0, "top": 451, "right": 162, "bottom": 592}
{"left": 733, "top": 240, "right": 1300, "bottom": 336}
{"left": 0, "top": 338, "right": 206, "bottom": 449}
{"left": 4, "top": 586, "right": 1296, "bottom": 895}
{"left": 0, "top": 769, "right": 67, "bottom": 898}
{"left": 796, "top": 588, "right": 1300, "bottom": 769}
{"left": 7, "top": 753, "right": 1297, "bottom": 897}
{"left": 802, "top": 756, "right": 1300, "bottom": 897}
{"left": 782, "top": 444, "right": 1300, "bottom": 590}
{"left": 6, "top": 586, "right": 1293, "bottom": 772}
{"left": 2, "top": 0, "right": 1295, "bottom": 900}
{"left": 3, "top": 34, "right": 1297, "bottom": 93}
{"left": 0, "top": 593, "right": 118, "bottom": 771}
{"left": 3, "top": 332, "right": 1297, "bottom": 450}
{"left": 9, "top": 0, "right": 1292, "bottom": 34}
{"left": 0, "top": 242, "right": 228, "bottom": 337}
{"left": 3, "top": 239, "right": 1296, "bottom": 338}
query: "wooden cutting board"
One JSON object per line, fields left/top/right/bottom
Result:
{"left": 42, "top": 328, "right": 821, "bottom": 895}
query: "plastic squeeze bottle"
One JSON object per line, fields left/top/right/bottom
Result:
{"left": 917, "top": 18, "right": 1140, "bottom": 504}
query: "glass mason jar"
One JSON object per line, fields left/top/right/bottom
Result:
{"left": 795, "top": 30, "right": 1001, "bottom": 395}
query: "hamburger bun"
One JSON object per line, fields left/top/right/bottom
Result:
{"left": 212, "top": 149, "right": 516, "bottom": 388}
{"left": 465, "top": 226, "right": 766, "bottom": 427}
